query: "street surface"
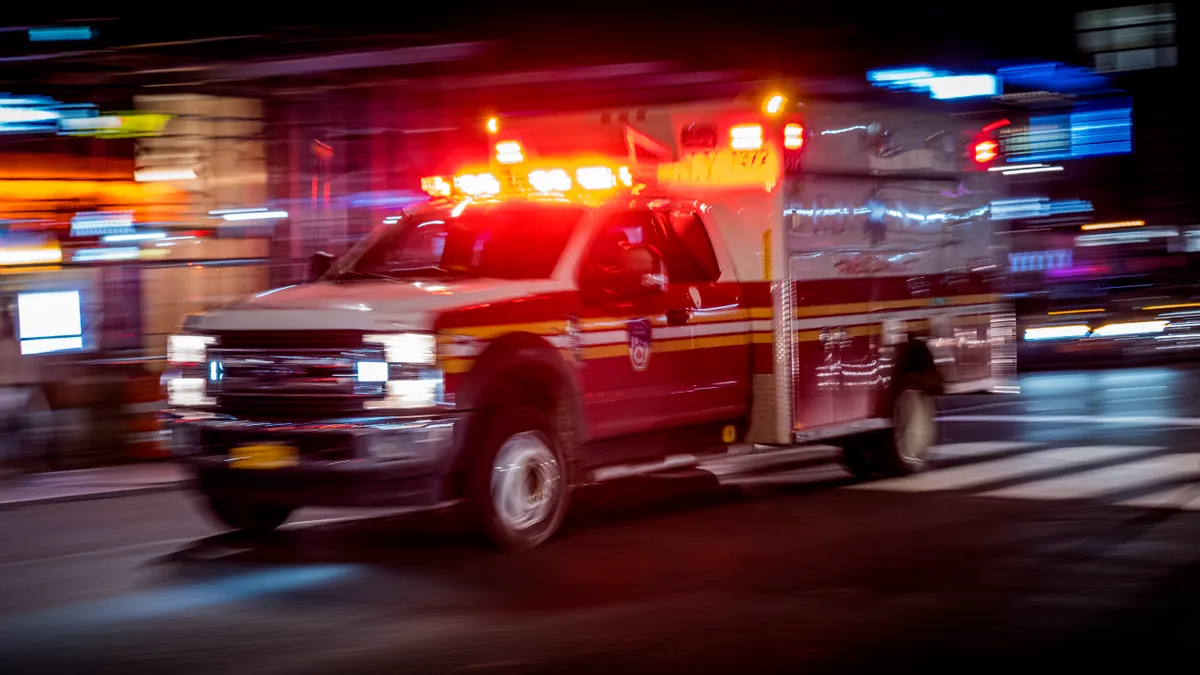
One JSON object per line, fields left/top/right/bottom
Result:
{"left": 3, "top": 366, "right": 1200, "bottom": 673}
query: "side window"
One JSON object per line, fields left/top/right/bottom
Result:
{"left": 582, "top": 211, "right": 661, "bottom": 272}
{"left": 656, "top": 210, "right": 721, "bottom": 283}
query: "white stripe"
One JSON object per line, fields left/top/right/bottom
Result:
{"left": 442, "top": 342, "right": 485, "bottom": 358}
{"left": 750, "top": 319, "right": 772, "bottom": 333}
{"left": 652, "top": 325, "right": 691, "bottom": 340}
{"left": 792, "top": 303, "right": 998, "bottom": 330}
{"left": 927, "top": 441, "right": 1036, "bottom": 459}
{"left": 981, "top": 453, "right": 1200, "bottom": 501}
{"left": 690, "top": 321, "right": 751, "bottom": 338}
{"left": 940, "top": 415, "right": 1200, "bottom": 428}
{"left": 580, "top": 329, "right": 626, "bottom": 346}
{"left": 849, "top": 445, "right": 1157, "bottom": 493}
{"left": 127, "top": 431, "right": 168, "bottom": 445}
{"left": 1116, "top": 485, "right": 1200, "bottom": 510}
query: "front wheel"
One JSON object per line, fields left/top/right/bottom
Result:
{"left": 467, "top": 407, "right": 570, "bottom": 551}
{"left": 204, "top": 497, "right": 293, "bottom": 535}
{"left": 873, "top": 386, "right": 938, "bottom": 477}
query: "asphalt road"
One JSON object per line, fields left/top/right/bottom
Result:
{"left": 4, "top": 366, "right": 1200, "bottom": 674}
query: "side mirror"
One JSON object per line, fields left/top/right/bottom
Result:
{"left": 308, "top": 251, "right": 335, "bottom": 282}
{"left": 618, "top": 245, "right": 667, "bottom": 296}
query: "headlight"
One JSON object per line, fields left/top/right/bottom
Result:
{"left": 364, "top": 372, "right": 444, "bottom": 410}
{"left": 364, "top": 333, "right": 436, "bottom": 365}
{"left": 1090, "top": 321, "right": 1168, "bottom": 337}
{"left": 168, "top": 378, "right": 214, "bottom": 407}
{"left": 168, "top": 334, "right": 216, "bottom": 364}
{"left": 1023, "top": 325, "right": 1090, "bottom": 341}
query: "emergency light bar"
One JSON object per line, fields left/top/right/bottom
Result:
{"left": 421, "top": 163, "right": 633, "bottom": 200}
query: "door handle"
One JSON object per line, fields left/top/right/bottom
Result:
{"left": 666, "top": 308, "right": 691, "bottom": 327}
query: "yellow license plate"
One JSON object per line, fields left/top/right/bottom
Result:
{"left": 229, "top": 444, "right": 298, "bottom": 469}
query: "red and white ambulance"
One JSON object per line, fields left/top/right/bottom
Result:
{"left": 164, "top": 91, "right": 1016, "bottom": 548}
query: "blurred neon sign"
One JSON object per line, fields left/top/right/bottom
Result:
{"left": 58, "top": 112, "right": 172, "bottom": 139}
{"left": 1009, "top": 249, "right": 1072, "bottom": 273}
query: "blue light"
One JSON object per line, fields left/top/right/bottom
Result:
{"left": 868, "top": 67, "right": 938, "bottom": 84}
{"left": 990, "top": 197, "right": 1094, "bottom": 220}
{"left": 925, "top": 75, "right": 1000, "bottom": 100}
{"left": 29, "top": 27, "right": 94, "bottom": 42}
{"left": 1008, "top": 249, "right": 1073, "bottom": 273}
{"left": 209, "top": 361, "right": 224, "bottom": 382}
{"left": 867, "top": 68, "right": 1001, "bottom": 100}
{"left": 996, "top": 62, "right": 1113, "bottom": 95}
{"left": 1007, "top": 107, "right": 1132, "bottom": 162}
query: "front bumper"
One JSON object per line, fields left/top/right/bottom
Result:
{"left": 164, "top": 410, "right": 462, "bottom": 508}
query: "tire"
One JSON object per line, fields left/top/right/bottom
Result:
{"left": 873, "top": 382, "right": 938, "bottom": 477}
{"left": 205, "top": 497, "right": 293, "bottom": 535}
{"left": 467, "top": 406, "right": 570, "bottom": 551}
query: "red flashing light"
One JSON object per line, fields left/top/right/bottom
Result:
{"left": 784, "top": 123, "right": 805, "bottom": 150}
{"left": 981, "top": 118, "right": 1011, "bottom": 133}
{"left": 974, "top": 140, "right": 999, "bottom": 164}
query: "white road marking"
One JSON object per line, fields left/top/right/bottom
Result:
{"left": 849, "top": 446, "right": 1158, "bottom": 493}
{"left": 927, "top": 441, "right": 1036, "bottom": 459}
{"left": 1115, "top": 484, "right": 1200, "bottom": 510}
{"left": 981, "top": 453, "right": 1200, "bottom": 501}
{"left": 939, "top": 414, "right": 1200, "bottom": 428}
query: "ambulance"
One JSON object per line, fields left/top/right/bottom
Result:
{"left": 163, "top": 90, "right": 1016, "bottom": 549}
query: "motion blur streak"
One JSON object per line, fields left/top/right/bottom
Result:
{"left": 0, "top": 565, "right": 360, "bottom": 641}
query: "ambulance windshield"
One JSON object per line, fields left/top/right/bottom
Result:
{"left": 331, "top": 202, "right": 586, "bottom": 281}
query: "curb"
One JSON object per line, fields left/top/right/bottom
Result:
{"left": 0, "top": 480, "right": 190, "bottom": 510}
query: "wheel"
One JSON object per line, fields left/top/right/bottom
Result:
{"left": 467, "top": 407, "right": 570, "bottom": 551}
{"left": 872, "top": 385, "right": 938, "bottom": 477}
{"left": 204, "top": 497, "right": 293, "bottom": 534}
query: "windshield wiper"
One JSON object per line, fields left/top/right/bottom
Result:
{"left": 331, "top": 270, "right": 405, "bottom": 283}
{"left": 383, "top": 265, "right": 473, "bottom": 278}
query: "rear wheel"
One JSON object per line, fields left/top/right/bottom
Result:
{"left": 204, "top": 497, "right": 293, "bottom": 534}
{"left": 873, "top": 385, "right": 938, "bottom": 476}
{"left": 467, "top": 407, "right": 570, "bottom": 551}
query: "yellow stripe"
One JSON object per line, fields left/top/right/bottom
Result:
{"left": 582, "top": 344, "right": 627, "bottom": 360}
{"left": 441, "top": 358, "right": 474, "bottom": 374}
{"left": 795, "top": 302, "right": 869, "bottom": 318}
{"left": 794, "top": 294, "right": 1001, "bottom": 317}
{"left": 445, "top": 320, "right": 567, "bottom": 339}
{"left": 751, "top": 332, "right": 775, "bottom": 344}
{"left": 749, "top": 307, "right": 773, "bottom": 320}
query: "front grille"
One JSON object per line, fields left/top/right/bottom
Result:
{"left": 207, "top": 330, "right": 386, "bottom": 419}
{"left": 214, "top": 330, "right": 367, "bottom": 350}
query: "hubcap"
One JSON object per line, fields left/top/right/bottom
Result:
{"left": 895, "top": 389, "right": 936, "bottom": 466}
{"left": 491, "top": 431, "right": 561, "bottom": 532}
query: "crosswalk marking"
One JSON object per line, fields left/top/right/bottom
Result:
{"left": 848, "top": 445, "right": 1158, "bottom": 494}
{"left": 925, "top": 441, "right": 1035, "bottom": 459}
{"left": 982, "top": 453, "right": 1200, "bottom": 502}
{"left": 1114, "top": 484, "right": 1200, "bottom": 510}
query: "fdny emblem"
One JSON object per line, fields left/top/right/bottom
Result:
{"left": 627, "top": 317, "right": 652, "bottom": 372}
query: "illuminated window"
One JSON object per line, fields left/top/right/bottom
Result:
{"left": 17, "top": 291, "right": 84, "bottom": 355}
{"left": 1076, "top": 4, "right": 1176, "bottom": 72}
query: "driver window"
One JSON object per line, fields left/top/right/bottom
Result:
{"left": 581, "top": 211, "right": 664, "bottom": 292}
{"left": 373, "top": 219, "right": 448, "bottom": 271}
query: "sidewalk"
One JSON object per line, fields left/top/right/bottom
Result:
{"left": 0, "top": 462, "right": 189, "bottom": 508}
